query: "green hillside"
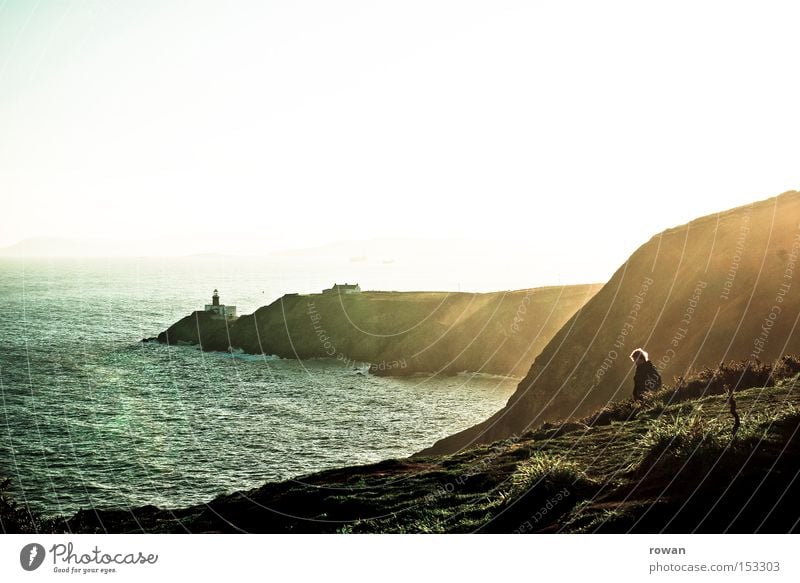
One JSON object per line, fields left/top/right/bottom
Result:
{"left": 157, "top": 285, "right": 602, "bottom": 378}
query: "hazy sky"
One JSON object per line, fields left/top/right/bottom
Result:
{"left": 2, "top": 1, "right": 800, "bottom": 275}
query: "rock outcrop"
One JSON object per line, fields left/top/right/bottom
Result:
{"left": 158, "top": 285, "right": 602, "bottom": 378}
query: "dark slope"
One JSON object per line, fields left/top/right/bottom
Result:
{"left": 419, "top": 191, "right": 800, "bottom": 456}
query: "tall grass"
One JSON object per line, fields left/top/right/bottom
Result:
{"left": 631, "top": 402, "right": 800, "bottom": 480}
{"left": 512, "top": 453, "right": 596, "bottom": 494}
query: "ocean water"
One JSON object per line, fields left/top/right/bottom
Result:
{"left": 0, "top": 257, "right": 518, "bottom": 517}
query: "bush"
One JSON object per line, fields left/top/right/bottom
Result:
{"left": 0, "top": 477, "right": 41, "bottom": 534}
{"left": 669, "top": 359, "right": 775, "bottom": 402}
{"left": 580, "top": 356, "right": 800, "bottom": 428}
{"left": 772, "top": 355, "right": 800, "bottom": 379}
{"left": 582, "top": 398, "right": 642, "bottom": 426}
{"left": 630, "top": 411, "right": 730, "bottom": 480}
{"left": 480, "top": 453, "right": 597, "bottom": 533}
{"left": 512, "top": 453, "right": 596, "bottom": 495}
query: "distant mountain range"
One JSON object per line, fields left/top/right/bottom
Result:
{"left": 0, "top": 237, "right": 141, "bottom": 257}
{"left": 0, "top": 236, "right": 533, "bottom": 259}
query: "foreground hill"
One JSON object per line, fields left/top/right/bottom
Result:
{"left": 422, "top": 190, "right": 800, "bottom": 455}
{"left": 37, "top": 357, "right": 800, "bottom": 533}
{"left": 157, "top": 285, "right": 602, "bottom": 377}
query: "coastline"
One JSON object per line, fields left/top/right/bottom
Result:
{"left": 156, "top": 286, "right": 602, "bottom": 378}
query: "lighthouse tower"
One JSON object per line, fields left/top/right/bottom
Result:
{"left": 204, "top": 289, "right": 237, "bottom": 320}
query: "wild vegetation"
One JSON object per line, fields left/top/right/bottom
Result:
{"left": 8, "top": 355, "right": 790, "bottom": 534}
{"left": 1, "top": 477, "right": 42, "bottom": 534}
{"left": 427, "top": 191, "right": 800, "bottom": 456}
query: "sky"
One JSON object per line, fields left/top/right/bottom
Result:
{"left": 2, "top": 1, "right": 800, "bottom": 282}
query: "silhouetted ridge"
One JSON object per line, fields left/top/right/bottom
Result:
{"left": 420, "top": 190, "right": 800, "bottom": 456}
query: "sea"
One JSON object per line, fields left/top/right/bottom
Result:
{"left": 0, "top": 255, "right": 522, "bottom": 518}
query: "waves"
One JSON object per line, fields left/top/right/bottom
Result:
{"left": 0, "top": 259, "right": 517, "bottom": 517}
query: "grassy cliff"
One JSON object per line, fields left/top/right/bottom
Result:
{"left": 45, "top": 357, "right": 800, "bottom": 533}
{"left": 157, "top": 286, "right": 602, "bottom": 378}
{"left": 424, "top": 190, "right": 800, "bottom": 455}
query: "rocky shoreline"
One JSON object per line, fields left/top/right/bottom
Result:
{"left": 156, "top": 286, "right": 602, "bottom": 378}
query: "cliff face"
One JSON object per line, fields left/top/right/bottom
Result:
{"left": 158, "top": 285, "right": 603, "bottom": 377}
{"left": 421, "top": 190, "right": 800, "bottom": 455}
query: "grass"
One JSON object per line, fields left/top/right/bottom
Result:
{"left": 7, "top": 356, "right": 800, "bottom": 533}
{"left": 510, "top": 453, "right": 596, "bottom": 496}
{"left": 580, "top": 356, "right": 800, "bottom": 429}
{"left": 631, "top": 409, "right": 731, "bottom": 479}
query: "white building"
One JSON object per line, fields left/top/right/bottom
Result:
{"left": 204, "top": 289, "right": 238, "bottom": 320}
{"left": 322, "top": 283, "right": 361, "bottom": 294}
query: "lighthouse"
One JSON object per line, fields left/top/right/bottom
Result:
{"left": 204, "top": 289, "right": 237, "bottom": 320}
